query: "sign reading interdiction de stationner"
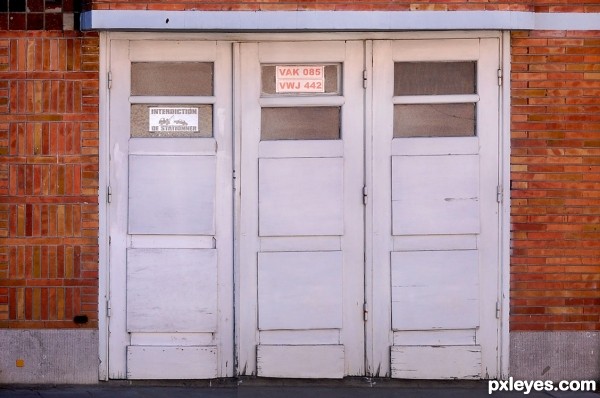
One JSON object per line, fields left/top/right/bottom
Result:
{"left": 276, "top": 65, "right": 325, "bottom": 93}
{"left": 149, "top": 107, "right": 199, "bottom": 132}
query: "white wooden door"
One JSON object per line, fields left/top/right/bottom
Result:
{"left": 237, "top": 41, "right": 365, "bottom": 378}
{"left": 369, "top": 38, "right": 501, "bottom": 379}
{"left": 108, "top": 40, "right": 233, "bottom": 379}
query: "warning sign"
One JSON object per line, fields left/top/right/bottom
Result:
{"left": 148, "top": 107, "right": 199, "bottom": 133}
{"left": 275, "top": 65, "right": 325, "bottom": 93}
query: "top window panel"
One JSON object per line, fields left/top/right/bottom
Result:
{"left": 131, "top": 62, "right": 213, "bottom": 96}
{"left": 394, "top": 62, "right": 476, "bottom": 96}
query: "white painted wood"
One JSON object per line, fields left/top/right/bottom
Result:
{"left": 382, "top": 37, "right": 501, "bottom": 379}
{"left": 127, "top": 346, "right": 217, "bottom": 379}
{"left": 258, "top": 157, "right": 344, "bottom": 237}
{"left": 239, "top": 41, "right": 364, "bottom": 377}
{"left": 391, "top": 250, "right": 479, "bottom": 330}
{"left": 369, "top": 40, "right": 395, "bottom": 377}
{"left": 213, "top": 40, "right": 235, "bottom": 377}
{"left": 131, "top": 333, "right": 214, "bottom": 346}
{"left": 500, "top": 31, "right": 512, "bottom": 379}
{"left": 103, "top": 31, "right": 504, "bottom": 43}
{"left": 391, "top": 136, "right": 479, "bottom": 156}
{"left": 339, "top": 40, "right": 367, "bottom": 376}
{"left": 259, "top": 330, "right": 340, "bottom": 345}
{"left": 129, "top": 40, "right": 217, "bottom": 61}
{"left": 393, "top": 330, "right": 476, "bottom": 346}
{"left": 129, "top": 138, "right": 216, "bottom": 155}
{"left": 393, "top": 235, "right": 477, "bottom": 252}
{"left": 126, "top": 248, "right": 218, "bottom": 332}
{"left": 392, "top": 39, "right": 479, "bottom": 61}
{"left": 98, "top": 31, "right": 110, "bottom": 381}
{"left": 107, "top": 39, "right": 132, "bottom": 380}
{"left": 238, "top": 42, "right": 262, "bottom": 375}
{"left": 259, "top": 140, "right": 343, "bottom": 158}
{"left": 259, "top": 41, "right": 346, "bottom": 62}
{"left": 363, "top": 39, "right": 377, "bottom": 377}
{"left": 130, "top": 96, "right": 216, "bottom": 104}
{"left": 260, "top": 236, "right": 341, "bottom": 252}
{"left": 128, "top": 155, "right": 216, "bottom": 235}
{"left": 392, "top": 154, "right": 480, "bottom": 235}
{"left": 257, "top": 345, "right": 344, "bottom": 378}
{"left": 393, "top": 94, "right": 479, "bottom": 104}
{"left": 258, "top": 251, "right": 343, "bottom": 330}
{"left": 476, "top": 37, "right": 502, "bottom": 380}
{"left": 130, "top": 235, "right": 215, "bottom": 249}
{"left": 391, "top": 345, "right": 481, "bottom": 379}
{"left": 259, "top": 96, "right": 345, "bottom": 107}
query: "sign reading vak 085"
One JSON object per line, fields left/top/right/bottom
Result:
{"left": 275, "top": 65, "right": 325, "bottom": 93}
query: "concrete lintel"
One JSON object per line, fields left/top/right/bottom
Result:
{"left": 81, "top": 10, "right": 600, "bottom": 32}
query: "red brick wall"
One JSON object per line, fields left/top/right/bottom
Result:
{"left": 85, "top": 0, "right": 600, "bottom": 12}
{"left": 510, "top": 30, "right": 600, "bottom": 331}
{"left": 0, "top": 31, "right": 99, "bottom": 328}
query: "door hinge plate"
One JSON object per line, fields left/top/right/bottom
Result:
{"left": 106, "top": 299, "right": 112, "bottom": 317}
{"left": 497, "top": 69, "right": 503, "bottom": 86}
{"left": 496, "top": 185, "right": 503, "bottom": 203}
{"left": 362, "top": 185, "right": 368, "bottom": 205}
{"left": 108, "top": 71, "right": 112, "bottom": 89}
{"left": 495, "top": 300, "right": 501, "bottom": 319}
{"left": 363, "top": 302, "right": 368, "bottom": 321}
{"left": 107, "top": 185, "right": 112, "bottom": 203}
{"left": 362, "top": 70, "right": 367, "bottom": 89}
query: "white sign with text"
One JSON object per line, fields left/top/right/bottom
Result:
{"left": 149, "top": 107, "right": 199, "bottom": 132}
{"left": 275, "top": 65, "right": 325, "bottom": 93}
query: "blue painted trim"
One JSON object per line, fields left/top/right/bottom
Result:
{"left": 81, "top": 10, "right": 600, "bottom": 31}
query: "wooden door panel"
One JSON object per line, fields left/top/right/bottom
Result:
{"left": 258, "top": 251, "right": 343, "bottom": 330}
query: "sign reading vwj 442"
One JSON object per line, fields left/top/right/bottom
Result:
{"left": 149, "top": 107, "right": 199, "bottom": 132}
{"left": 276, "top": 65, "right": 325, "bottom": 93}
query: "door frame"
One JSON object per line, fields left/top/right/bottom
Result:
{"left": 98, "top": 30, "right": 510, "bottom": 380}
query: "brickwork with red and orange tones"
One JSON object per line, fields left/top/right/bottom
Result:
{"left": 0, "top": 31, "right": 100, "bottom": 328}
{"left": 83, "top": 0, "right": 600, "bottom": 12}
{"left": 510, "top": 30, "right": 600, "bottom": 331}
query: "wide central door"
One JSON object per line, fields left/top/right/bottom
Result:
{"left": 237, "top": 41, "right": 366, "bottom": 377}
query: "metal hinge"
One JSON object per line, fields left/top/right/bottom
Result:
{"left": 362, "top": 185, "right": 368, "bottom": 205}
{"left": 496, "top": 185, "right": 503, "bottom": 203}
{"left": 362, "top": 70, "right": 368, "bottom": 89}
{"left": 106, "top": 299, "right": 112, "bottom": 317}
{"left": 495, "top": 301, "right": 501, "bottom": 319}
{"left": 108, "top": 71, "right": 112, "bottom": 89}
{"left": 107, "top": 185, "right": 112, "bottom": 203}
{"left": 363, "top": 302, "right": 368, "bottom": 321}
{"left": 497, "top": 69, "right": 503, "bottom": 86}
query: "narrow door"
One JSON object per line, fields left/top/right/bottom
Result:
{"left": 370, "top": 38, "right": 501, "bottom": 379}
{"left": 237, "top": 41, "right": 365, "bottom": 378}
{"left": 108, "top": 40, "right": 234, "bottom": 379}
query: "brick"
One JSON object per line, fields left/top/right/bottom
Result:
{"left": 1, "top": 33, "right": 98, "bottom": 329}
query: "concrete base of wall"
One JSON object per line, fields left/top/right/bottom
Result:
{"left": 510, "top": 331, "right": 600, "bottom": 381}
{"left": 0, "top": 329, "right": 98, "bottom": 384}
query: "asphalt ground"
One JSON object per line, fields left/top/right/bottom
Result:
{"left": 0, "top": 379, "right": 598, "bottom": 398}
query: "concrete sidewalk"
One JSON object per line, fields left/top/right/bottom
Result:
{"left": 0, "top": 379, "right": 598, "bottom": 398}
